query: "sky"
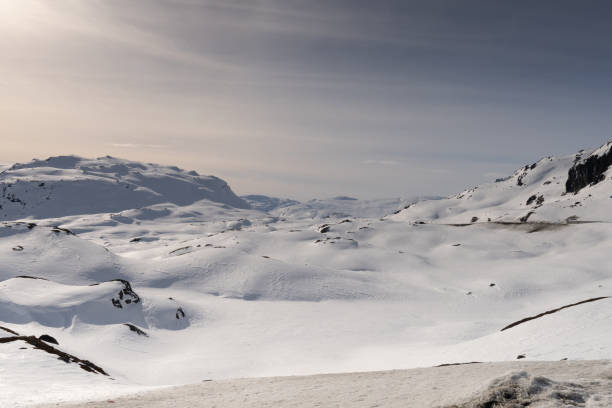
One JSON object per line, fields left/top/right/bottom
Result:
{"left": 2, "top": 0, "right": 612, "bottom": 200}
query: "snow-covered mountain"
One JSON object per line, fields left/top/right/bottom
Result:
{"left": 240, "top": 194, "right": 300, "bottom": 212}
{"left": 1, "top": 143, "right": 612, "bottom": 407}
{"left": 0, "top": 155, "right": 249, "bottom": 220}
{"left": 269, "top": 196, "right": 430, "bottom": 219}
{"left": 392, "top": 140, "right": 612, "bottom": 224}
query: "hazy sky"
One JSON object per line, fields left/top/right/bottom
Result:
{"left": 2, "top": 1, "right": 612, "bottom": 200}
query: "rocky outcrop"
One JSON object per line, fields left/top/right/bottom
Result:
{"left": 107, "top": 279, "right": 140, "bottom": 309}
{"left": 500, "top": 296, "right": 610, "bottom": 331}
{"left": 566, "top": 143, "right": 612, "bottom": 193}
{"left": 0, "top": 335, "right": 108, "bottom": 375}
{"left": 39, "top": 334, "right": 59, "bottom": 345}
{"left": 124, "top": 323, "right": 148, "bottom": 337}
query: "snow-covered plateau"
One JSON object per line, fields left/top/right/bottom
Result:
{"left": 1, "top": 143, "right": 612, "bottom": 407}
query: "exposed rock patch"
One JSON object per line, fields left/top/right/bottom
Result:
{"left": 501, "top": 296, "right": 610, "bottom": 331}
{"left": 39, "top": 334, "right": 59, "bottom": 345}
{"left": 0, "top": 335, "right": 108, "bottom": 375}
{"left": 566, "top": 143, "right": 612, "bottom": 193}
{"left": 0, "top": 326, "right": 19, "bottom": 335}
{"left": 105, "top": 279, "right": 140, "bottom": 309}
{"left": 124, "top": 323, "right": 148, "bottom": 337}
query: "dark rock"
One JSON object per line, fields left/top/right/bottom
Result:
{"left": 124, "top": 323, "right": 148, "bottom": 337}
{"left": 169, "top": 246, "right": 191, "bottom": 255}
{"left": 130, "top": 237, "right": 142, "bottom": 242}
{"left": 318, "top": 225, "right": 331, "bottom": 233}
{"left": 51, "top": 226, "right": 74, "bottom": 235}
{"left": 12, "top": 245, "right": 24, "bottom": 251}
{"left": 526, "top": 194, "right": 544, "bottom": 207}
{"left": 470, "top": 217, "right": 478, "bottom": 223}
{"left": 39, "top": 334, "right": 59, "bottom": 345}
{"left": 566, "top": 144, "right": 612, "bottom": 193}
{"left": 0, "top": 335, "right": 107, "bottom": 375}
{"left": 516, "top": 354, "right": 526, "bottom": 359}
{"left": 489, "top": 283, "right": 496, "bottom": 287}
{"left": 526, "top": 195, "right": 537, "bottom": 206}
{"left": 109, "top": 279, "right": 140, "bottom": 308}
{"left": 176, "top": 307, "right": 186, "bottom": 319}
{"left": 0, "top": 326, "right": 19, "bottom": 335}
{"left": 435, "top": 361, "right": 482, "bottom": 367}
{"left": 501, "top": 296, "right": 610, "bottom": 331}
{"left": 519, "top": 211, "right": 535, "bottom": 223}
{"left": 15, "top": 275, "right": 47, "bottom": 280}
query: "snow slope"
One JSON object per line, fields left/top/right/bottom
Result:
{"left": 392, "top": 141, "right": 612, "bottom": 224}
{"left": 1, "top": 142, "right": 612, "bottom": 406}
{"left": 0, "top": 155, "right": 249, "bottom": 220}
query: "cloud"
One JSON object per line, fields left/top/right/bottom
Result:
{"left": 2, "top": 1, "right": 612, "bottom": 200}
{"left": 363, "top": 159, "right": 401, "bottom": 166}
{"left": 111, "top": 143, "right": 168, "bottom": 149}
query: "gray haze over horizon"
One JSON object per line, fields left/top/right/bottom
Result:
{"left": 2, "top": 1, "right": 612, "bottom": 200}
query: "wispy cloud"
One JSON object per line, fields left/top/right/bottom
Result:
{"left": 111, "top": 143, "right": 168, "bottom": 149}
{"left": 2, "top": 1, "right": 612, "bottom": 200}
{"left": 363, "top": 159, "right": 401, "bottom": 166}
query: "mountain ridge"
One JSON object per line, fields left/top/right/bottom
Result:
{"left": 391, "top": 140, "right": 612, "bottom": 224}
{"left": 0, "top": 155, "right": 249, "bottom": 220}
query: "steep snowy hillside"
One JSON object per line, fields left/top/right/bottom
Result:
{"left": 392, "top": 141, "right": 612, "bottom": 224}
{"left": 0, "top": 156, "right": 249, "bottom": 220}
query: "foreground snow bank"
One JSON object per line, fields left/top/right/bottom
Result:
{"left": 34, "top": 360, "right": 612, "bottom": 408}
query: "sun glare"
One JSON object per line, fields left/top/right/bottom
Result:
{"left": 0, "top": 0, "right": 42, "bottom": 28}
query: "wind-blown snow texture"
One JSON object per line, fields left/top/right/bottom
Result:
{"left": 33, "top": 361, "right": 612, "bottom": 408}
{"left": 1, "top": 144, "right": 612, "bottom": 407}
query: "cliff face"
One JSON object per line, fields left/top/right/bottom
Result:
{"left": 566, "top": 142, "right": 612, "bottom": 194}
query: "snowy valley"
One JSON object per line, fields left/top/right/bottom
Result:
{"left": 2, "top": 143, "right": 612, "bottom": 407}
